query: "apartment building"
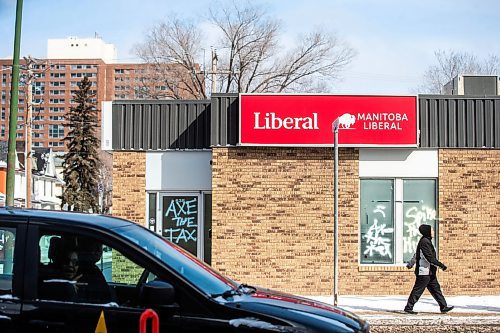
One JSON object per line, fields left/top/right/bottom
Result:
{"left": 0, "top": 37, "right": 198, "bottom": 151}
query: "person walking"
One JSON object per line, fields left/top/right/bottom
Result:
{"left": 404, "top": 224, "right": 454, "bottom": 314}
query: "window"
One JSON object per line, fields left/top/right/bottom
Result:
{"left": 71, "top": 73, "right": 96, "bottom": 78}
{"left": 49, "top": 107, "right": 65, "bottom": 113}
{"left": 49, "top": 125, "right": 64, "bottom": 138}
{"left": 50, "top": 81, "right": 65, "bottom": 87}
{"left": 37, "top": 230, "right": 152, "bottom": 305}
{"left": 49, "top": 116, "right": 65, "bottom": 121}
{"left": 49, "top": 90, "right": 65, "bottom": 95}
{"left": 33, "top": 124, "right": 44, "bottom": 130}
{"left": 360, "top": 178, "right": 438, "bottom": 265}
{"left": 33, "top": 133, "right": 44, "bottom": 138}
{"left": 50, "top": 64, "right": 66, "bottom": 70}
{"left": 0, "top": 227, "right": 16, "bottom": 295}
{"left": 70, "top": 64, "right": 96, "bottom": 70}
{"left": 50, "top": 73, "right": 65, "bottom": 78}
{"left": 48, "top": 141, "right": 64, "bottom": 147}
{"left": 33, "top": 142, "right": 44, "bottom": 147}
{"left": 49, "top": 98, "right": 65, "bottom": 104}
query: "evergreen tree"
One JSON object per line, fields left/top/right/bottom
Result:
{"left": 60, "top": 77, "right": 100, "bottom": 212}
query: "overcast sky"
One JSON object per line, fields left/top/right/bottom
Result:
{"left": 1, "top": 0, "right": 499, "bottom": 94}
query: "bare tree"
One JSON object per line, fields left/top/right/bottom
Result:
{"left": 134, "top": 18, "right": 207, "bottom": 99}
{"left": 417, "top": 50, "right": 500, "bottom": 94}
{"left": 134, "top": 2, "right": 355, "bottom": 97}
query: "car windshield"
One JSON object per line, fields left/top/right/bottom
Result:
{"left": 115, "top": 224, "right": 237, "bottom": 296}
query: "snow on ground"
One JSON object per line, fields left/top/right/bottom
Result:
{"left": 304, "top": 295, "right": 500, "bottom": 314}
{"left": 304, "top": 295, "right": 500, "bottom": 325}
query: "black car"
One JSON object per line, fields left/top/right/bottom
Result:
{"left": 0, "top": 208, "right": 370, "bottom": 332}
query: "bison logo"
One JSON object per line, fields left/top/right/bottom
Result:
{"left": 337, "top": 113, "right": 356, "bottom": 129}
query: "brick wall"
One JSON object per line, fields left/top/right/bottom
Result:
{"left": 112, "top": 152, "right": 146, "bottom": 225}
{"left": 438, "top": 149, "right": 500, "bottom": 295}
{"left": 211, "top": 147, "right": 357, "bottom": 295}
{"left": 212, "top": 147, "right": 500, "bottom": 296}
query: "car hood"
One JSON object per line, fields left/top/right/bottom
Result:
{"left": 221, "top": 287, "right": 368, "bottom": 332}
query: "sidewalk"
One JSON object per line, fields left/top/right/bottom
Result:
{"left": 304, "top": 295, "right": 500, "bottom": 327}
{"left": 306, "top": 295, "right": 500, "bottom": 314}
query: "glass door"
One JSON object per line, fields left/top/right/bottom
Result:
{"left": 161, "top": 194, "right": 200, "bottom": 257}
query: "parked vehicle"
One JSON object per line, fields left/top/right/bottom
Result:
{"left": 0, "top": 208, "right": 370, "bottom": 332}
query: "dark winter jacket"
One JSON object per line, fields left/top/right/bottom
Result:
{"left": 407, "top": 224, "right": 446, "bottom": 275}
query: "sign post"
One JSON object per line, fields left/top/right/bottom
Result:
{"left": 332, "top": 119, "right": 339, "bottom": 307}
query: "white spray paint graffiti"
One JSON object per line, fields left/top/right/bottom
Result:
{"left": 363, "top": 205, "right": 394, "bottom": 259}
{"left": 403, "top": 205, "right": 437, "bottom": 255}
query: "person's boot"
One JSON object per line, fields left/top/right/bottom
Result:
{"left": 404, "top": 307, "right": 418, "bottom": 314}
{"left": 440, "top": 306, "right": 454, "bottom": 313}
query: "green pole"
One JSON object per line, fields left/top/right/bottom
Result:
{"left": 6, "top": 0, "right": 24, "bottom": 207}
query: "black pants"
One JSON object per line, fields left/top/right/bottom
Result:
{"left": 405, "top": 274, "right": 447, "bottom": 310}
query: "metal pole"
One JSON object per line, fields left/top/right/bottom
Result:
{"left": 25, "top": 61, "right": 33, "bottom": 208}
{"left": 6, "top": 0, "right": 24, "bottom": 207}
{"left": 211, "top": 49, "right": 217, "bottom": 95}
{"left": 333, "top": 125, "right": 339, "bottom": 307}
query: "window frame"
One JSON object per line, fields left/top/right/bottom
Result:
{"left": 0, "top": 219, "right": 27, "bottom": 299}
{"left": 359, "top": 177, "right": 439, "bottom": 266}
{"left": 24, "top": 221, "right": 182, "bottom": 306}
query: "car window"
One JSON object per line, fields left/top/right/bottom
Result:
{"left": 0, "top": 227, "right": 16, "bottom": 295}
{"left": 116, "top": 224, "right": 237, "bottom": 296}
{"left": 37, "top": 229, "right": 153, "bottom": 307}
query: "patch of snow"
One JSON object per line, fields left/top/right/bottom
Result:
{"left": 229, "top": 318, "right": 278, "bottom": 330}
{"left": 303, "top": 295, "right": 500, "bottom": 314}
{"left": 0, "top": 294, "right": 18, "bottom": 300}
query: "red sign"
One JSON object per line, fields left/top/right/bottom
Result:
{"left": 239, "top": 94, "right": 418, "bottom": 147}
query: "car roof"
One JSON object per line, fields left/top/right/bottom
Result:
{"left": 0, "top": 207, "right": 134, "bottom": 230}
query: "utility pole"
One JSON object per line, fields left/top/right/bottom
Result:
{"left": 6, "top": 0, "right": 24, "bottom": 207}
{"left": 24, "top": 57, "right": 34, "bottom": 208}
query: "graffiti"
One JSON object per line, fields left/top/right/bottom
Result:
{"left": 403, "top": 205, "right": 437, "bottom": 255}
{"left": 162, "top": 197, "right": 198, "bottom": 246}
{"left": 363, "top": 205, "right": 394, "bottom": 259}
{"left": 0, "top": 231, "right": 13, "bottom": 252}
{"left": 163, "top": 228, "right": 197, "bottom": 243}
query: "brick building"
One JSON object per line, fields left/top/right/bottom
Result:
{"left": 0, "top": 37, "right": 200, "bottom": 151}
{"left": 106, "top": 93, "right": 500, "bottom": 297}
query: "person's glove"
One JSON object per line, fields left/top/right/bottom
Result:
{"left": 441, "top": 264, "right": 447, "bottom": 271}
{"left": 406, "top": 262, "right": 413, "bottom": 269}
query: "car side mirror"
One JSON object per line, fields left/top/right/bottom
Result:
{"left": 140, "top": 280, "right": 175, "bottom": 306}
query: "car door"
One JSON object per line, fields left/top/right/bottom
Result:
{"left": 0, "top": 217, "right": 26, "bottom": 333}
{"left": 20, "top": 222, "right": 183, "bottom": 333}
{"left": 21, "top": 219, "right": 268, "bottom": 333}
